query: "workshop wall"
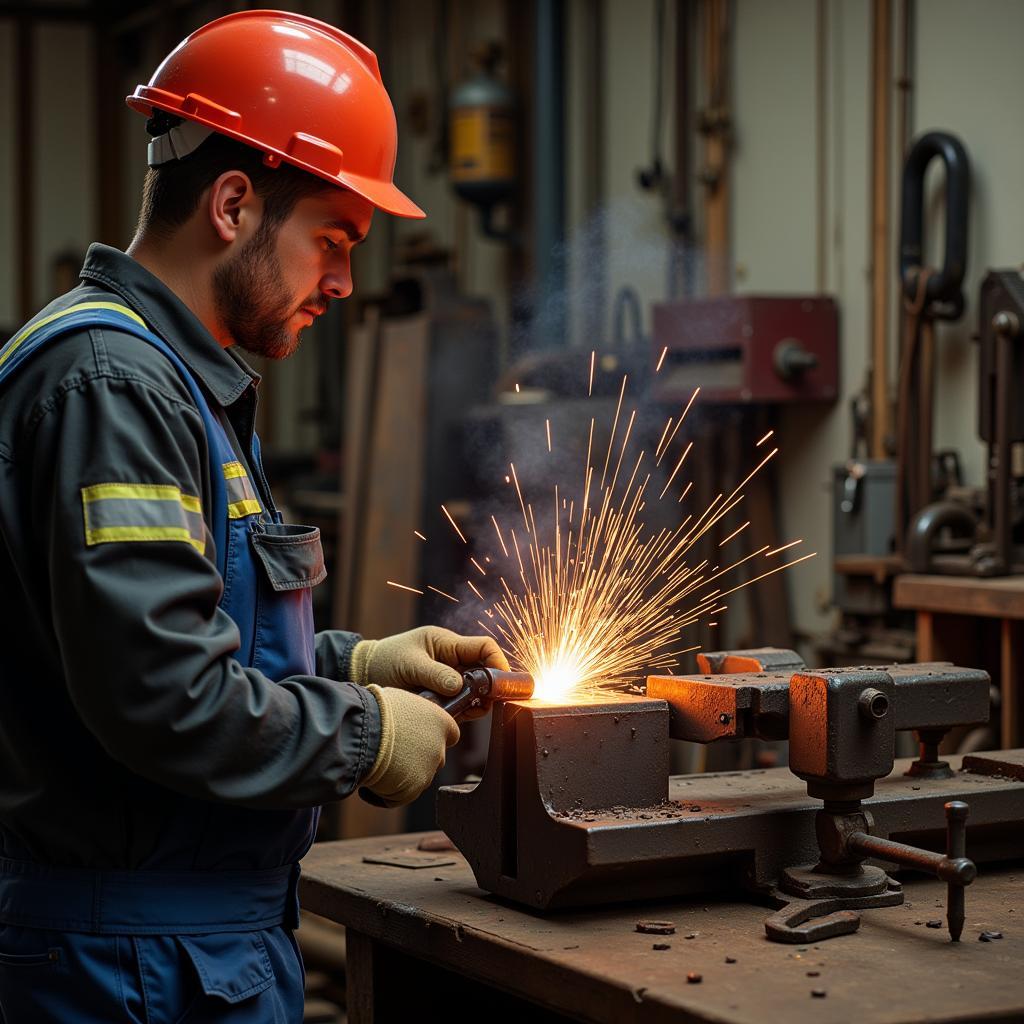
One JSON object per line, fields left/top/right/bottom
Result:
{"left": 729, "top": 0, "right": 1024, "bottom": 639}
{"left": 4, "top": 1, "right": 1024, "bottom": 646}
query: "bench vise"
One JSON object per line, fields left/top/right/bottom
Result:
{"left": 437, "top": 650, "right": 1024, "bottom": 943}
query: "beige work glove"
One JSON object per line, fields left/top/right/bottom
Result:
{"left": 351, "top": 626, "right": 510, "bottom": 697}
{"left": 360, "top": 684, "right": 460, "bottom": 807}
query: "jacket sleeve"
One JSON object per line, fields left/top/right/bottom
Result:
{"left": 315, "top": 630, "right": 363, "bottom": 682}
{"left": 33, "top": 371, "right": 381, "bottom": 810}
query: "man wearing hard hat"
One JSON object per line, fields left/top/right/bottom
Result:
{"left": 0, "top": 11, "right": 504, "bottom": 1021}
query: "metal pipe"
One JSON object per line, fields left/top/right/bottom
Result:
{"left": 870, "top": 0, "right": 892, "bottom": 458}
{"left": 701, "top": 0, "right": 730, "bottom": 296}
{"left": 815, "top": 0, "right": 828, "bottom": 293}
{"left": 582, "top": 0, "right": 607, "bottom": 340}
{"left": 532, "top": 0, "right": 566, "bottom": 347}
{"left": 670, "top": 0, "right": 694, "bottom": 299}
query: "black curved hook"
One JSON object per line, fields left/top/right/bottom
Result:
{"left": 899, "top": 131, "right": 970, "bottom": 320}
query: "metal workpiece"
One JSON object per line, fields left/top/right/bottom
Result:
{"left": 696, "top": 647, "right": 805, "bottom": 675}
{"left": 646, "top": 672, "right": 791, "bottom": 742}
{"left": 437, "top": 693, "right": 673, "bottom": 909}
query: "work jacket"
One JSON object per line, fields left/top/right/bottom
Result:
{"left": 0, "top": 243, "right": 382, "bottom": 871}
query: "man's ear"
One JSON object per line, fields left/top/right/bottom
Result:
{"left": 208, "top": 171, "right": 258, "bottom": 243}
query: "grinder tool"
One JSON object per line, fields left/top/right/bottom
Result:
{"left": 421, "top": 668, "right": 534, "bottom": 720}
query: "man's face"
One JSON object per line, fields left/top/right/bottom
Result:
{"left": 213, "top": 188, "right": 374, "bottom": 360}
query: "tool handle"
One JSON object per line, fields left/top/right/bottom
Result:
{"left": 419, "top": 668, "right": 533, "bottom": 720}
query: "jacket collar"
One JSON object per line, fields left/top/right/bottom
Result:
{"left": 79, "top": 243, "right": 259, "bottom": 408}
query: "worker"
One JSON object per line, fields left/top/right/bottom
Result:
{"left": 0, "top": 11, "right": 506, "bottom": 1022}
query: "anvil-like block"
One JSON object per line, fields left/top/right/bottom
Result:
{"left": 437, "top": 694, "right": 670, "bottom": 909}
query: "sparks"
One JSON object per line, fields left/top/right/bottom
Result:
{"left": 386, "top": 580, "right": 423, "bottom": 595}
{"left": 424, "top": 375, "right": 811, "bottom": 695}
{"left": 441, "top": 504, "right": 468, "bottom": 544}
{"left": 656, "top": 345, "right": 668, "bottom": 373}
{"left": 757, "top": 429, "right": 774, "bottom": 446}
{"left": 588, "top": 349, "right": 595, "bottom": 396}
{"left": 414, "top": 530, "right": 427, "bottom": 541}
{"left": 427, "top": 584, "right": 459, "bottom": 603}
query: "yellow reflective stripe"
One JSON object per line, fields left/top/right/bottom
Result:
{"left": 85, "top": 526, "right": 206, "bottom": 553}
{"left": 227, "top": 499, "right": 262, "bottom": 519}
{"left": 82, "top": 482, "right": 194, "bottom": 504}
{"left": 222, "top": 461, "right": 261, "bottom": 519}
{"left": 0, "top": 301, "right": 146, "bottom": 371}
{"left": 81, "top": 482, "right": 205, "bottom": 554}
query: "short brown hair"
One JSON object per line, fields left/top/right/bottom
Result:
{"left": 137, "top": 116, "right": 332, "bottom": 238}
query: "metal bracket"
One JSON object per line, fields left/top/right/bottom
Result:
{"left": 764, "top": 879, "right": 903, "bottom": 943}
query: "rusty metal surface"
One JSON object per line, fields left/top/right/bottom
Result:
{"left": 696, "top": 648, "right": 806, "bottom": 675}
{"left": 788, "top": 669, "right": 896, "bottom": 800}
{"left": 648, "top": 662, "right": 990, "bottom": 743}
{"left": 437, "top": 712, "right": 1024, "bottom": 909}
{"left": 962, "top": 748, "right": 1024, "bottom": 781}
{"left": 647, "top": 672, "right": 790, "bottom": 742}
{"left": 300, "top": 833, "right": 1024, "bottom": 1024}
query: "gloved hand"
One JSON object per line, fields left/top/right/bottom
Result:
{"left": 360, "top": 684, "right": 460, "bottom": 807}
{"left": 351, "top": 626, "right": 510, "bottom": 696}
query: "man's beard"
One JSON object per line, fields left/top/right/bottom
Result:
{"left": 213, "top": 221, "right": 322, "bottom": 360}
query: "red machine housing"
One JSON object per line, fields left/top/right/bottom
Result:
{"left": 651, "top": 295, "right": 839, "bottom": 404}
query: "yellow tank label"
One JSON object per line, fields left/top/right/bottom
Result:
{"left": 450, "top": 106, "right": 514, "bottom": 182}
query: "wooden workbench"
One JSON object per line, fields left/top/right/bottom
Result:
{"left": 300, "top": 832, "right": 1024, "bottom": 1024}
{"left": 894, "top": 574, "right": 1024, "bottom": 748}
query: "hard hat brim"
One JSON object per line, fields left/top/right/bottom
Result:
{"left": 335, "top": 171, "right": 426, "bottom": 220}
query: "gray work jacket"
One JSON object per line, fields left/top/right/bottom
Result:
{"left": 0, "top": 244, "right": 381, "bottom": 868}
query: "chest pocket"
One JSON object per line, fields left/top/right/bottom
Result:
{"left": 249, "top": 522, "right": 325, "bottom": 680}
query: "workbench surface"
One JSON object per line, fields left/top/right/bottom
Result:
{"left": 300, "top": 832, "right": 1024, "bottom": 1024}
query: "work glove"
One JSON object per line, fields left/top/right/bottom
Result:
{"left": 360, "top": 684, "right": 460, "bottom": 807}
{"left": 351, "top": 626, "right": 510, "bottom": 697}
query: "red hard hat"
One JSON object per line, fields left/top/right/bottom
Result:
{"left": 127, "top": 10, "right": 424, "bottom": 219}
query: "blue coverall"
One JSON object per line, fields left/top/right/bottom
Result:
{"left": 0, "top": 245, "right": 382, "bottom": 1022}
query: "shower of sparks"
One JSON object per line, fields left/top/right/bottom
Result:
{"left": 386, "top": 580, "right": 424, "bottom": 595}
{"left": 656, "top": 346, "right": 668, "bottom": 373}
{"left": 404, "top": 374, "right": 813, "bottom": 702}
{"left": 414, "top": 530, "right": 427, "bottom": 541}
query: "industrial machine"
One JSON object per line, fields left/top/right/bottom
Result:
{"left": 650, "top": 295, "right": 838, "bottom": 405}
{"left": 438, "top": 649, "right": 1023, "bottom": 945}
{"left": 906, "top": 268, "right": 1024, "bottom": 576}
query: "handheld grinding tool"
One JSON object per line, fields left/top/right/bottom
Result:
{"left": 421, "top": 668, "right": 534, "bottom": 720}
